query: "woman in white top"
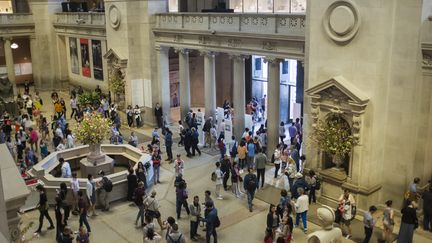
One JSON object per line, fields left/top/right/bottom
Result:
{"left": 70, "top": 96, "right": 78, "bottom": 119}
{"left": 143, "top": 228, "right": 162, "bottom": 243}
{"left": 382, "top": 200, "right": 395, "bottom": 243}
{"left": 66, "top": 132, "right": 74, "bottom": 149}
{"left": 134, "top": 105, "right": 141, "bottom": 127}
{"left": 338, "top": 190, "right": 356, "bottom": 239}
{"left": 294, "top": 187, "right": 309, "bottom": 233}
{"left": 70, "top": 173, "right": 80, "bottom": 212}
{"left": 273, "top": 144, "right": 282, "bottom": 178}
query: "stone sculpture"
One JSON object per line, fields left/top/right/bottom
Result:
{"left": 0, "top": 76, "right": 14, "bottom": 102}
{"left": 308, "top": 205, "right": 342, "bottom": 243}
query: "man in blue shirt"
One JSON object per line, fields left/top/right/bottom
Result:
{"left": 205, "top": 201, "right": 219, "bottom": 243}
{"left": 246, "top": 141, "right": 256, "bottom": 169}
{"left": 363, "top": 205, "right": 377, "bottom": 243}
{"left": 288, "top": 122, "right": 297, "bottom": 145}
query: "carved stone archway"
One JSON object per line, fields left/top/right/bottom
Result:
{"left": 306, "top": 76, "right": 375, "bottom": 208}
{"left": 103, "top": 49, "right": 128, "bottom": 107}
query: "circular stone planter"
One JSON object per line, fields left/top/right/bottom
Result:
{"left": 28, "top": 144, "right": 152, "bottom": 206}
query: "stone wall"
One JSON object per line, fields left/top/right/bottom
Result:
{"left": 304, "top": 0, "right": 431, "bottom": 211}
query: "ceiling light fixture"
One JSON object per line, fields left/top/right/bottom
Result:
{"left": 10, "top": 43, "right": 18, "bottom": 49}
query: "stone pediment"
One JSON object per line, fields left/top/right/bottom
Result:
{"left": 306, "top": 76, "right": 369, "bottom": 107}
{"left": 103, "top": 48, "right": 128, "bottom": 68}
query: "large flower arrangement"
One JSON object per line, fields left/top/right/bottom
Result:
{"left": 73, "top": 112, "right": 111, "bottom": 145}
{"left": 310, "top": 114, "right": 357, "bottom": 166}
{"left": 108, "top": 66, "right": 125, "bottom": 95}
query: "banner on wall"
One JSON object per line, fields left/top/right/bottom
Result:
{"left": 69, "top": 37, "right": 79, "bottom": 74}
{"left": 80, "top": 38, "right": 91, "bottom": 77}
{"left": 92, "top": 40, "right": 103, "bottom": 80}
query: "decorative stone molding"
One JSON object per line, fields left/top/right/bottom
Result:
{"left": 228, "top": 53, "right": 250, "bottom": 61}
{"left": 174, "top": 48, "right": 189, "bottom": 55}
{"left": 173, "top": 34, "right": 183, "bottom": 43}
{"left": 262, "top": 41, "right": 277, "bottom": 51}
{"left": 421, "top": 43, "right": 432, "bottom": 74}
{"left": 323, "top": 0, "right": 361, "bottom": 44}
{"left": 263, "top": 57, "right": 283, "bottom": 64}
{"left": 199, "top": 50, "right": 217, "bottom": 57}
{"left": 198, "top": 36, "right": 211, "bottom": 44}
{"left": 227, "top": 38, "right": 242, "bottom": 48}
{"left": 104, "top": 49, "right": 128, "bottom": 69}
{"left": 108, "top": 4, "right": 121, "bottom": 30}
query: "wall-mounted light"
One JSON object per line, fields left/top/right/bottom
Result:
{"left": 10, "top": 43, "right": 18, "bottom": 49}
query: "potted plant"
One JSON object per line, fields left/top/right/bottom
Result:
{"left": 77, "top": 91, "right": 101, "bottom": 106}
{"left": 73, "top": 112, "right": 111, "bottom": 165}
{"left": 108, "top": 66, "right": 125, "bottom": 105}
{"left": 310, "top": 113, "right": 357, "bottom": 169}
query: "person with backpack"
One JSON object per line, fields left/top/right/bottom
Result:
{"left": 97, "top": 170, "right": 113, "bottom": 212}
{"left": 204, "top": 201, "right": 219, "bottom": 243}
{"left": 243, "top": 168, "right": 257, "bottom": 212}
{"left": 229, "top": 136, "right": 238, "bottom": 159}
{"left": 167, "top": 223, "right": 186, "bottom": 243}
{"left": 176, "top": 180, "right": 191, "bottom": 219}
{"left": 134, "top": 181, "right": 146, "bottom": 227}
{"left": 203, "top": 117, "right": 213, "bottom": 148}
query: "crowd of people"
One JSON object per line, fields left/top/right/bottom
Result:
{"left": 2, "top": 85, "right": 432, "bottom": 243}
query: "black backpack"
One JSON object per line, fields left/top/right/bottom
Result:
{"left": 247, "top": 175, "right": 257, "bottom": 192}
{"left": 314, "top": 176, "right": 321, "bottom": 190}
{"left": 103, "top": 177, "right": 113, "bottom": 192}
{"left": 214, "top": 215, "right": 221, "bottom": 228}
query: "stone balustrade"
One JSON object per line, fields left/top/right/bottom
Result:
{"left": 54, "top": 12, "right": 106, "bottom": 27}
{"left": 0, "top": 13, "right": 34, "bottom": 26}
{"left": 155, "top": 13, "right": 305, "bottom": 37}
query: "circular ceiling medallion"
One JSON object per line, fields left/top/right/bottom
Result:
{"left": 323, "top": 0, "right": 361, "bottom": 44}
{"left": 108, "top": 5, "right": 121, "bottom": 30}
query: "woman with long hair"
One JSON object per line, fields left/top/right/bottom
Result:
{"left": 382, "top": 200, "right": 395, "bottom": 242}
{"left": 266, "top": 204, "right": 280, "bottom": 239}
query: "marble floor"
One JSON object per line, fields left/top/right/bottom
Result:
{"left": 15, "top": 89, "right": 432, "bottom": 243}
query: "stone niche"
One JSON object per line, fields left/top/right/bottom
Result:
{"left": 306, "top": 76, "right": 380, "bottom": 209}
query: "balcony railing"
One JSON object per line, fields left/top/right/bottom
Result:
{"left": 54, "top": 12, "right": 106, "bottom": 27}
{"left": 0, "top": 13, "right": 34, "bottom": 26}
{"left": 155, "top": 13, "right": 305, "bottom": 37}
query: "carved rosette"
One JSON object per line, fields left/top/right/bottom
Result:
{"left": 323, "top": 0, "right": 361, "bottom": 44}
{"left": 108, "top": 4, "right": 121, "bottom": 30}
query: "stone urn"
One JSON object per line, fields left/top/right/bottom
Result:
{"left": 87, "top": 143, "right": 105, "bottom": 166}
{"left": 332, "top": 154, "right": 344, "bottom": 168}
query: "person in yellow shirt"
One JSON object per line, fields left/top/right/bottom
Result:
{"left": 54, "top": 101, "right": 63, "bottom": 119}
{"left": 237, "top": 140, "right": 248, "bottom": 170}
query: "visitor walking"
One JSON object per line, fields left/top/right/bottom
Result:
{"left": 273, "top": 144, "right": 282, "bottom": 178}
{"left": 165, "top": 128, "right": 173, "bottom": 162}
{"left": 397, "top": 200, "right": 418, "bottom": 243}
{"left": 294, "top": 188, "right": 309, "bottom": 233}
{"left": 54, "top": 196, "right": 65, "bottom": 241}
{"left": 174, "top": 154, "right": 184, "bottom": 176}
{"left": 154, "top": 103, "right": 163, "bottom": 129}
{"left": 382, "top": 200, "right": 395, "bottom": 243}
{"left": 126, "top": 105, "right": 134, "bottom": 127}
{"left": 191, "top": 127, "right": 201, "bottom": 156}
{"left": 363, "top": 205, "right": 377, "bottom": 243}
{"left": 237, "top": 140, "right": 247, "bottom": 169}
{"left": 134, "top": 105, "right": 141, "bottom": 127}
{"left": 243, "top": 168, "right": 257, "bottom": 212}
{"left": 255, "top": 148, "right": 267, "bottom": 189}
{"left": 135, "top": 162, "right": 147, "bottom": 189}
{"left": 338, "top": 189, "right": 356, "bottom": 239}
{"left": 70, "top": 172, "right": 80, "bottom": 213}
{"left": 176, "top": 180, "right": 191, "bottom": 219}
{"left": 204, "top": 201, "right": 219, "bottom": 243}
{"left": 266, "top": 205, "right": 279, "bottom": 239}
{"left": 203, "top": 117, "right": 212, "bottom": 148}
{"left": 230, "top": 161, "right": 242, "bottom": 198}
{"left": 279, "top": 122, "right": 286, "bottom": 144}
{"left": 152, "top": 150, "right": 162, "bottom": 184}
{"left": 60, "top": 158, "right": 72, "bottom": 178}
{"left": 134, "top": 181, "right": 146, "bottom": 227}
{"left": 86, "top": 174, "right": 97, "bottom": 217}
{"left": 308, "top": 170, "right": 317, "bottom": 204}
{"left": 143, "top": 191, "right": 165, "bottom": 230}
{"left": 422, "top": 184, "right": 432, "bottom": 232}
{"left": 35, "top": 185, "right": 55, "bottom": 234}
{"left": 288, "top": 122, "right": 297, "bottom": 144}
{"left": 220, "top": 155, "right": 231, "bottom": 191}
{"left": 97, "top": 171, "right": 112, "bottom": 211}
{"left": 246, "top": 140, "right": 255, "bottom": 169}
{"left": 189, "top": 195, "right": 201, "bottom": 241}
{"left": 214, "top": 162, "right": 224, "bottom": 200}
{"left": 78, "top": 190, "right": 91, "bottom": 233}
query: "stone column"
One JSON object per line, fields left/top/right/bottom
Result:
{"left": 176, "top": 48, "right": 191, "bottom": 120}
{"left": 3, "top": 38, "right": 16, "bottom": 96}
{"left": 201, "top": 51, "right": 217, "bottom": 119}
{"left": 266, "top": 57, "right": 282, "bottom": 157}
{"left": 232, "top": 54, "right": 248, "bottom": 140}
{"left": 156, "top": 46, "right": 171, "bottom": 124}
{"left": 29, "top": 35, "right": 41, "bottom": 89}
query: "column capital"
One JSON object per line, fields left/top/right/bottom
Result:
{"left": 174, "top": 48, "right": 190, "bottom": 55}
{"left": 1, "top": 37, "right": 12, "bottom": 42}
{"left": 229, "top": 54, "right": 250, "bottom": 61}
{"left": 155, "top": 45, "right": 169, "bottom": 52}
{"left": 264, "top": 57, "right": 283, "bottom": 64}
{"left": 199, "top": 50, "right": 218, "bottom": 57}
